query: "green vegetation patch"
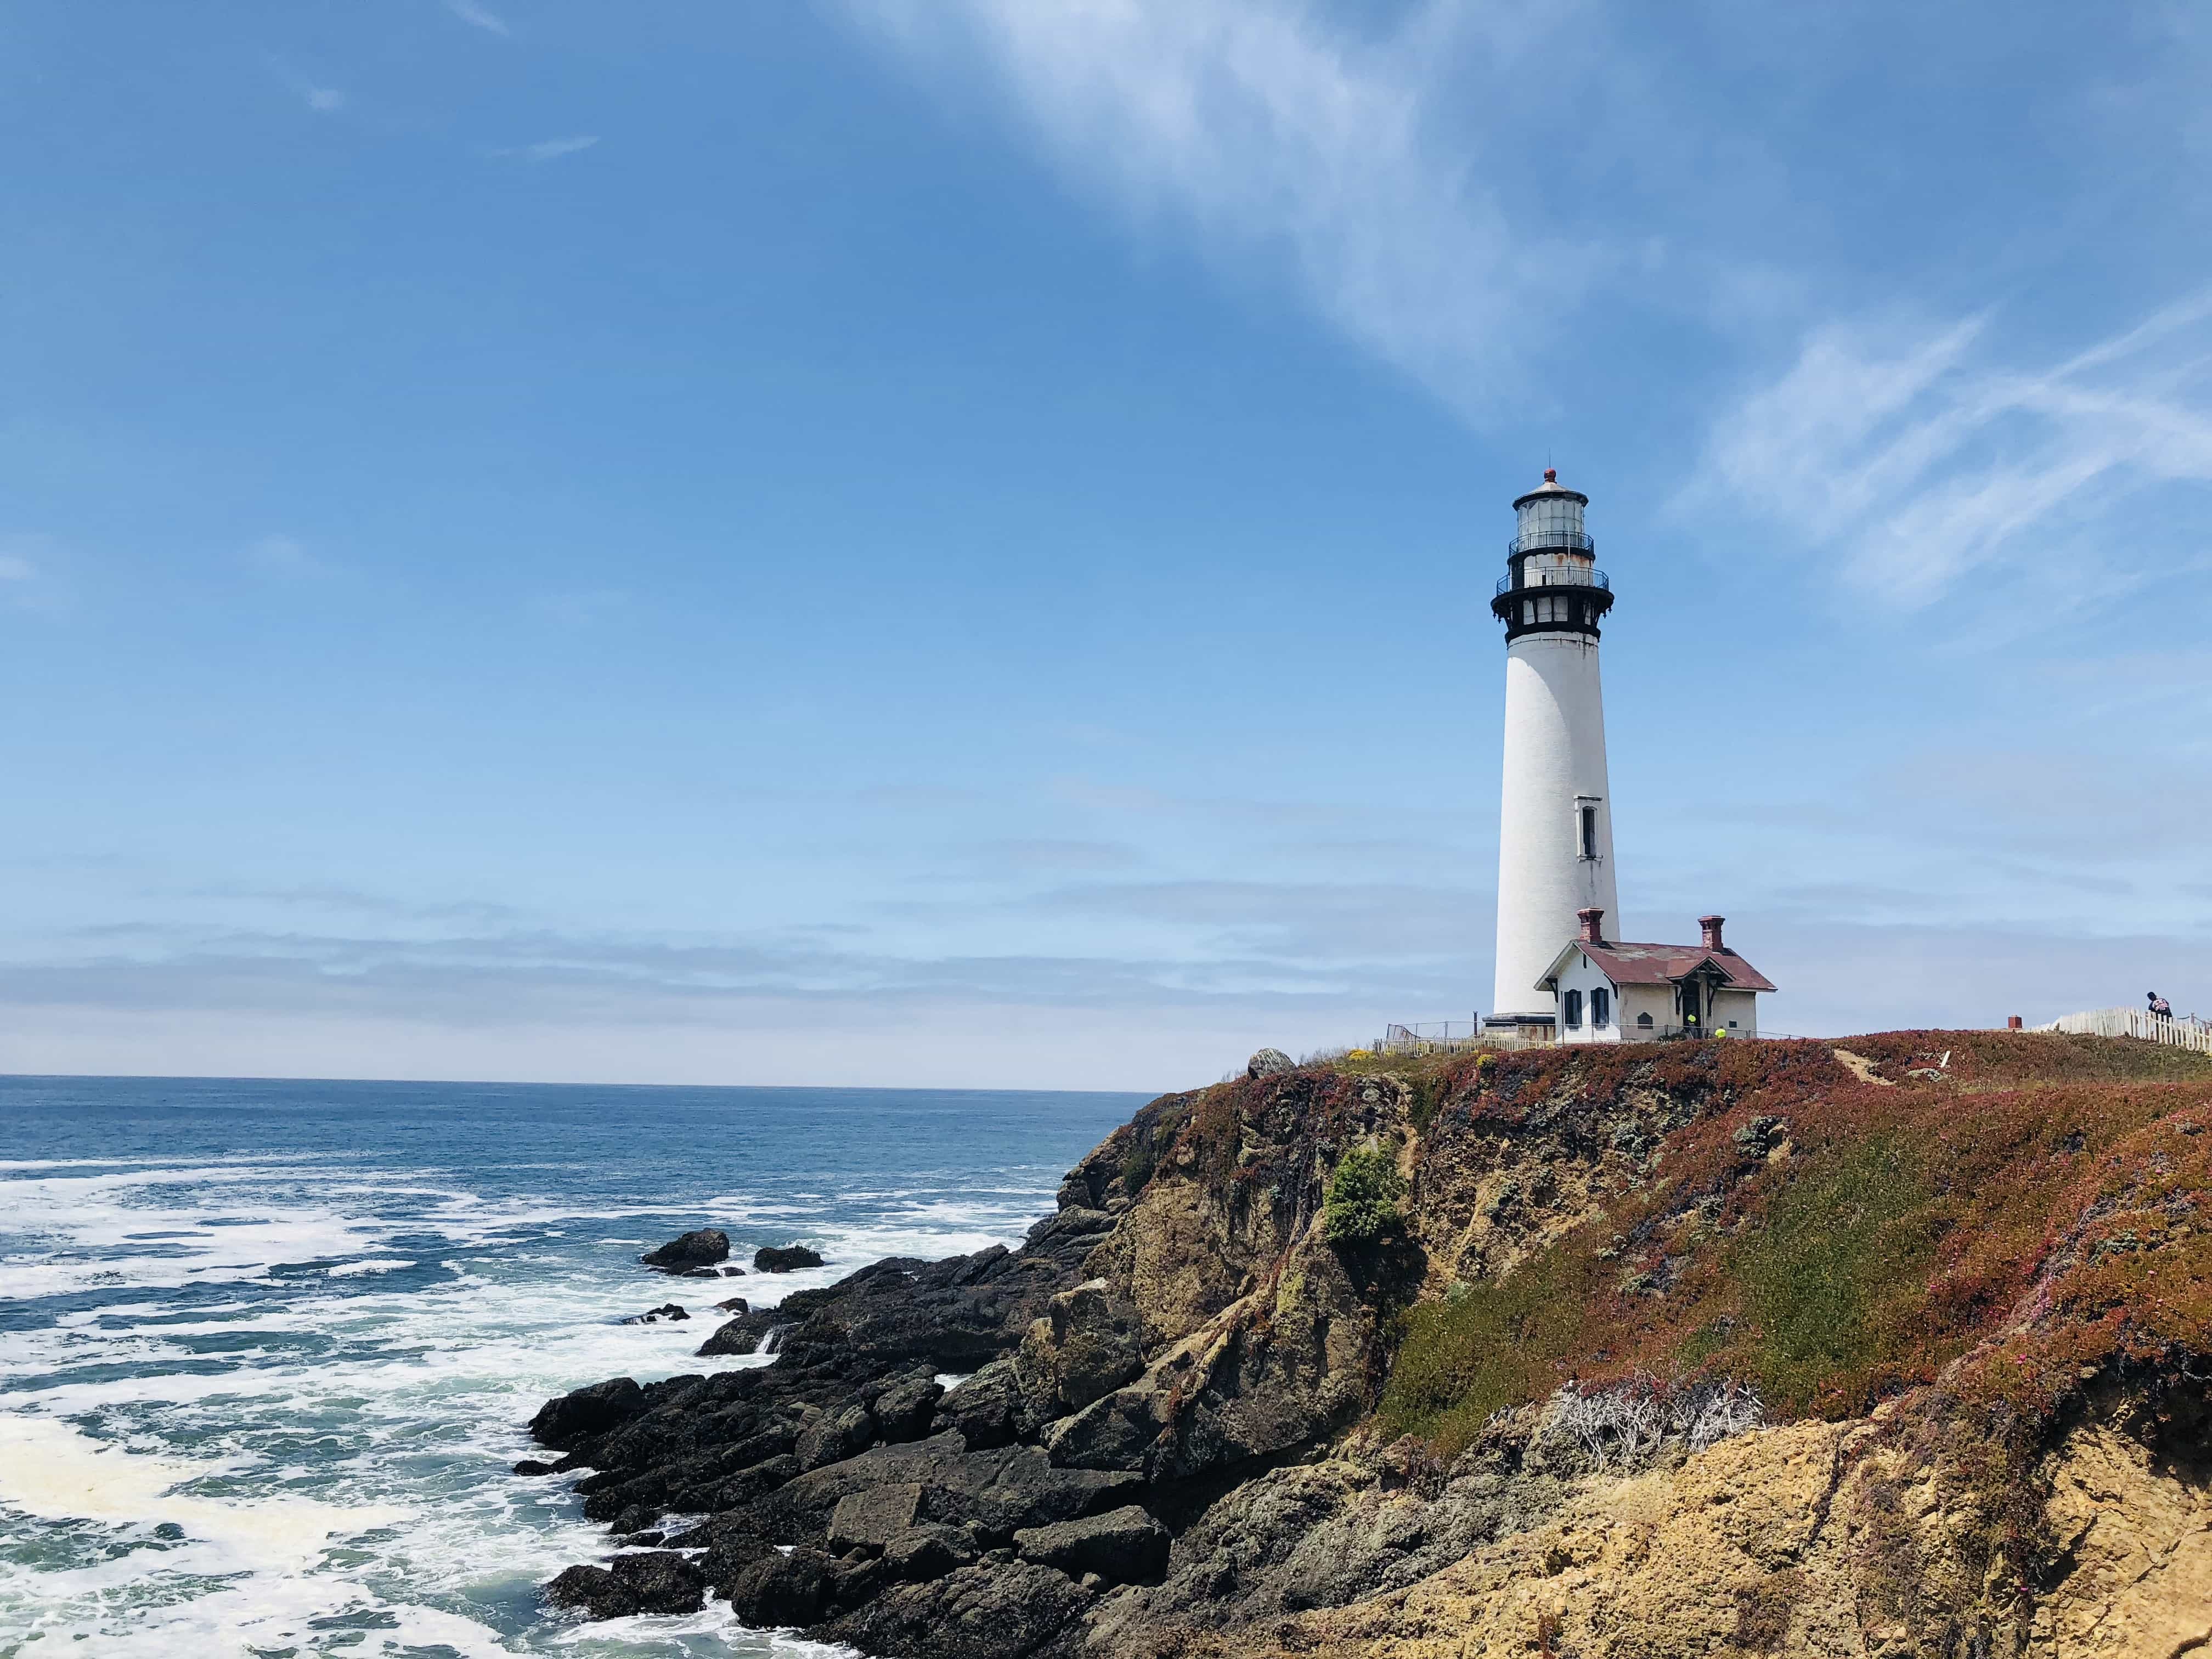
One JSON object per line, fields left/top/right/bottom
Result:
{"left": 1322, "top": 1146, "right": 1406, "bottom": 1244}
{"left": 1379, "top": 1241, "right": 1587, "bottom": 1459}
{"left": 1734, "top": 1134, "right": 1941, "bottom": 1412}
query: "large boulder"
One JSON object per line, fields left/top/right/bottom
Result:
{"left": 828, "top": 1482, "right": 924, "bottom": 1552}
{"left": 1013, "top": 1504, "right": 1170, "bottom": 1585}
{"left": 1246, "top": 1048, "right": 1295, "bottom": 1080}
{"left": 529, "top": 1377, "right": 645, "bottom": 1449}
{"left": 824, "top": 1560, "right": 1094, "bottom": 1659}
{"left": 795, "top": 1402, "right": 876, "bottom": 1471}
{"left": 1012, "top": 1279, "right": 1144, "bottom": 1424}
{"left": 871, "top": 1373, "right": 945, "bottom": 1443}
{"left": 883, "top": 1522, "right": 979, "bottom": 1580}
{"left": 755, "top": 1431, "right": 1140, "bottom": 1548}
{"left": 545, "top": 1550, "right": 706, "bottom": 1618}
{"left": 723, "top": 1545, "right": 836, "bottom": 1626}
{"left": 640, "top": 1228, "right": 730, "bottom": 1271}
{"left": 755, "top": 1243, "right": 825, "bottom": 1273}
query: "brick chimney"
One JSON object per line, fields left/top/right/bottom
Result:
{"left": 1578, "top": 907, "right": 1605, "bottom": 945}
{"left": 1699, "top": 915, "right": 1725, "bottom": 951}
{"left": 2007, "top": 1015, "right": 2023, "bottom": 1030}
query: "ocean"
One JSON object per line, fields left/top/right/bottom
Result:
{"left": 0, "top": 1075, "right": 1146, "bottom": 1658}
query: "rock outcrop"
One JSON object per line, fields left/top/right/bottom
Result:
{"left": 529, "top": 1032, "right": 2212, "bottom": 1659}
{"left": 641, "top": 1228, "right": 730, "bottom": 1272}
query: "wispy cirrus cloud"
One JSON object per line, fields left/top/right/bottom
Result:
{"left": 843, "top": 0, "right": 1591, "bottom": 422}
{"left": 443, "top": 0, "right": 511, "bottom": 37}
{"left": 490, "top": 135, "right": 601, "bottom": 164}
{"left": 264, "top": 54, "right": 345, "bottom": 114}
{"left": 1686, "top": 292, "right": 2212, "bottom": 612}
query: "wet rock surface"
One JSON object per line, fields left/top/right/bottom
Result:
{"left": 640, "top": 1228, "right": 730, "bottom": 1272}
{"left": 754, "top": 1243, "right": 825, "bottom": 1273}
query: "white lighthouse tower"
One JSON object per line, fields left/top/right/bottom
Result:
{"left": 1485, "top": 469, "right": 1620, "bottom": 1040}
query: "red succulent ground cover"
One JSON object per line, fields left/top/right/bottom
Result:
{"left": 1370, "top": 1032, "right": 2212, "bottom": 1457}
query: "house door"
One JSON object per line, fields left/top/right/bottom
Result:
{"left": 1680, "top": 978, "right": 1703, "bottom": 1034}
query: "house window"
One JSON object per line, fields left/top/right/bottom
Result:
{"left": 1579, "top": 805, "right": 1598, "bottom": 860}
{"left": 1592, "top": 988, "right": 1610, "bottom": 1026}
{"left": 1563, "top": 990, "right": 1583, "bottom": 1028}
{"left": 1637, "top": 1012, "right": 1653, "bottom": 1029}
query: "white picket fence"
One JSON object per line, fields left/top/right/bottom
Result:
{"left": 2035, "top": 1007, "right": 2212, "bottom": 1056}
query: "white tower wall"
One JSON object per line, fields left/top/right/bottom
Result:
{"left": 1492, "top": 633, "right": 1618, "bottom": 1017}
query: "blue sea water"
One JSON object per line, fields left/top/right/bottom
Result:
{"left": 0, "top": 1075, "right": 1144, "bottom": 1659}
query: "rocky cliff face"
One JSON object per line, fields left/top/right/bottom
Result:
{"left": 526, "top": 1034, "right": 2212, "bottom": 1658}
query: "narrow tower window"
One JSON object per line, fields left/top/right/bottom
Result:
{"left": 1579, "top": 804, "right": 1598, "bottom": 860}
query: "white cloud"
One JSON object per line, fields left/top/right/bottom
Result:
{"left": 443, "top": 0, "right": 511, "bottom": 37}
{"left": 264, "top": 54, "right": 346, "bottom": 116}
{"left": 843, "top": 0, "right": 1592, "bottom": 422}
{"left": 1687, "top": 292, "right": 2212, "bottom": 611}
{"left": 491, "top": 135, "right": 601, "bottom": 164}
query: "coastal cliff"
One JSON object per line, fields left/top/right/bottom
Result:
{"left": 526, "top": 1032, "right": 2212, "bottom": 1657}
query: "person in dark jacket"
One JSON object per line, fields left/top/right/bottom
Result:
{"left": 2148, "top": 991, "right": 2174, "bottom": 1019}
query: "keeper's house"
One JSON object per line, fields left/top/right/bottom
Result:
{"left": 1538, "top": 910, "right": 1776, "bottom": 1045}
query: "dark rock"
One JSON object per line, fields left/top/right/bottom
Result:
{"left": 1246, "top": 1047, "right": 1295, "bottom": 1080}
{"left": 530, "top": 1376, "right": 646, "bottom": 1449}
{"left": 749, "top": 1431, "right": 1139, "bottom": 1550}
{"left": 545, "top": 1564, "right": 634, "bottom": 1619}
{"left": 722, "top": 1265, "right": 748, "bottom": 1277}
{"left": 640, "top": 1228, "right": 730, "bottom": 1271}
{"left": 755, "top": 1244, "right": 826, "bottom": 1273}
{"left": 883, "top": 1522, "right": 979, "bottom": 1580}
{"left": 513, "top": 1458, "right": 555, "bottom": 1476}
{"left": 828, "top": 1482, "right": 923, "bottom": 1551}
{"left": 1013, "top": 1505, "right": 1169, "bottom": 1586}
{"left": 695, "top": 1317, "right": 764, "bottom": 1357}
{"left": 824, "top": 1560, "right": 1094, "bottom": 1659}
{"left": 545, "top": 1551, "right": 705, "bottom": 1620}
{"left": 827, "top": 1548, "right": 887, "bottom": 1612}
{"left": 934, "top": 1357, "right": 1022, "bottom": 1449}
{"left": 871, "top": 1373, "right": 945, "bottom": 1443}
{"left": 678, "top": 1266, "right": 720, "bottom": 1279}
{"left": 723, "top": 1545, "right": 834, "bottom": 1627}
{"left": 612, "top": 1550, "right": 707, "bottom": 1615}
{"left": 616, "top": 1529, "right": 665, "bottom": 1547}
{"left": 795, "top": 1403, "right": 875, "bottom": 1471}
{"left": 623, "top": 1302, "right": 690, "bottom": 1325}
{"left": 714, "top": 1296, "right": 750, "bottom": 1313}
{"left": 665, "top": 1512, "right": 776, "bottom": 1585}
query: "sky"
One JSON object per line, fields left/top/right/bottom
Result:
{"left": 2, "top": 0, "right": 2209, "bottom": 1090}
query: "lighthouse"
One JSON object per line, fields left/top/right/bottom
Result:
{"left": 1485, "top": 470, "right": 1619, "bottom": 1040}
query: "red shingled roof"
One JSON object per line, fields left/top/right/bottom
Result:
{"left": 1541, "top": 940, "right": 1778, "bottom": 994}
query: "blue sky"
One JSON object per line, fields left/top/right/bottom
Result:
{"left": 3, "top": 1, "right": 2208, "bottom": 1088}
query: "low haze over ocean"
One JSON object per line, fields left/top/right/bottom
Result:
{"left": 0, "top": 1075, "right": 1142, "bottom": 1655}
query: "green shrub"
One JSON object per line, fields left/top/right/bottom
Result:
{"left": 1322, "top": 1145, "right": 1406, "bottom": 1244}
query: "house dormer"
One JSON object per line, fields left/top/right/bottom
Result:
{"left": 1537, "top": 911, "right": 1776, "bottom": 1043}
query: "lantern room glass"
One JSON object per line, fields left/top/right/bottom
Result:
{"left": 1514, "top": 493, "right": 1586, "bottom": 553}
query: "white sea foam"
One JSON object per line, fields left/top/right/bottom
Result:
{"left": 0, "top": 1106, "right": 1076, "bottom": 1657}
